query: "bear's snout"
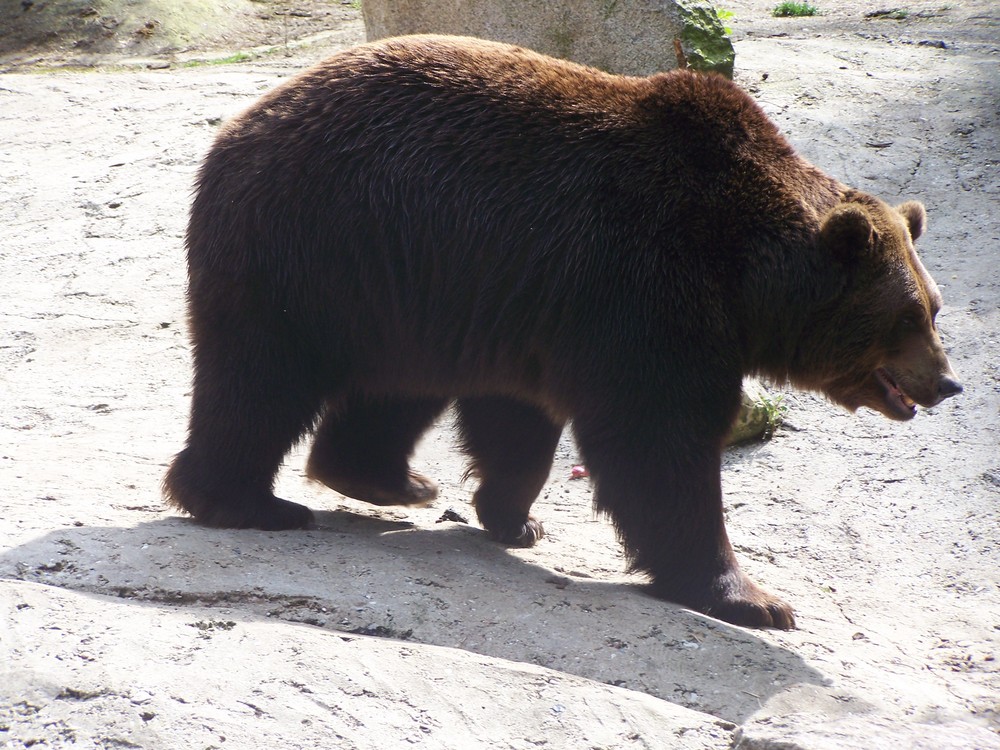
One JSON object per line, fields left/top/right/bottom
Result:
{"left": 936, "top": 374, "right": 963, "bottom": 401}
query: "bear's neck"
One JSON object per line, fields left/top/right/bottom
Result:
{"left": 739, "top": 181, "right": 847, "bottom": 383}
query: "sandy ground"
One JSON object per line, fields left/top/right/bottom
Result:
{"left": 1, "top": 2, "right": 998, "bottom": 748}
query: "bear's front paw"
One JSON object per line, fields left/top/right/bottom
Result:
{"left": 652, "top": 567, "right": 796, "bottom": 630}
{"left": 485, "top": 516, "right": 545, "bottom": 548}
{"left": 703, "top": 568, "right": 796, "bottom": 630}
{"left": 705, "top": 590, "right": 796, "bottom": 630}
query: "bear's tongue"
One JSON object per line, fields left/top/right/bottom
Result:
{"left": 876, "top": 368, "right": 917, "bottom": 419}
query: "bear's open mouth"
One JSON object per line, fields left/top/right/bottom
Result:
{"left": 875, "top": 367, "right": 917, "bottom": 420}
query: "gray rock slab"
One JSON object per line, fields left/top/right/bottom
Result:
{"left": 1, "top": 579, "right": 733, "bottom": 749}
{"left": 735, "top": 714, "right": 1000, "bottom": 750}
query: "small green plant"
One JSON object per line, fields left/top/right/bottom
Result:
{"left": 760, "top": 393, "right": 787, "bottom": 439}
{"left": 182, "top": 51, "right": 254, "bottom": 68}
{"left": 716, "top": 8, "right": 735, "bottom": 35}
{"left": 773, "top": 2, "right": 819, "bottom": 17}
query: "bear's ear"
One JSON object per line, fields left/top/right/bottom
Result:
{"left": 896, "top": 200, "right": 926, "bottom": 241}
{"left": 819, "top": 204, "right": 877, "bottom": 265}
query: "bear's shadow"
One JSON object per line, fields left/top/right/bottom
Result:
{"left": 1, "top": 510, "right": 829, "bottom": 724}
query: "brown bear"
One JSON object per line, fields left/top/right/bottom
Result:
{"left": 164, "top": 35, "right": 962, "bottom": 629}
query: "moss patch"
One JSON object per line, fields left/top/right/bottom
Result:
{"left": 677, "top": 0, "right": 735, "bottom": 78}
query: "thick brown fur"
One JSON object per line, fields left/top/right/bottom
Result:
{"left": 164, "top": 35, "right": 961, "bottom": 629}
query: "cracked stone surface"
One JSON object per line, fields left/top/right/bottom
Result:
{"left": 1, "top": 1, "right": 998, "bottom": 748}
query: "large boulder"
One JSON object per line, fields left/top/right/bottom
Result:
{"left": 362, "top": 0, "right": 734, "bottom": 77}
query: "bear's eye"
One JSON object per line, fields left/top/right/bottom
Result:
{"left": 897, "top": 313, "right": 922, "bottom": 333}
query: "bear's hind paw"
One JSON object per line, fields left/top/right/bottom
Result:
{"left": 190, "top": 495, "right": 315, "bottom": 531}
{"left": 485, "top": 517, "right": 545, "bottom": 548}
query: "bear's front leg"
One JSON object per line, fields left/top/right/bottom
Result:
{"left": 573, "top": 412, "right": 795, "bottom": 630}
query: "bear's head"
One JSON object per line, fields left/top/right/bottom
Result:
{"left": 798, "top": 194, "right": 962, "bottom": 421}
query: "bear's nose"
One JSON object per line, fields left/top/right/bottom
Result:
{"left": 938, "top": 375, "right": 963, "bottom": 400}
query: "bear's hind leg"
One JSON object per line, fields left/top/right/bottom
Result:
{"left": 164, "top": 332, "right": 325, "bottom": 531}
{"left": 457, "top": 397, "right": 563, "bottom": 547}
{"left": 306, "top": 396, "right": 447, "bottom": 506}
